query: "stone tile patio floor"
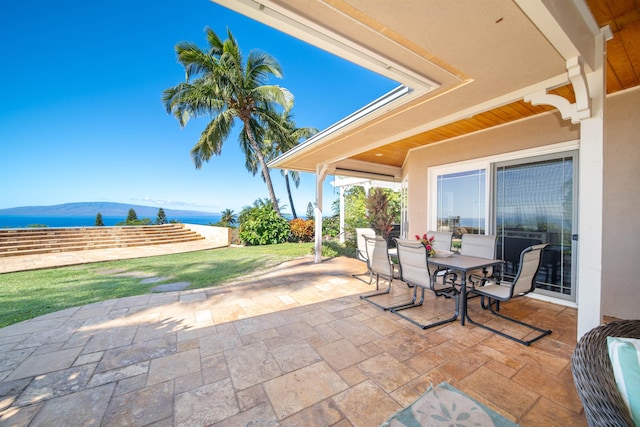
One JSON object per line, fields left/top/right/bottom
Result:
{"left": 0, "top": 247, "right": 588, "bottom": 426}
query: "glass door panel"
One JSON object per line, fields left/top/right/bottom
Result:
{"left": 495, "top": 155, "right": 576, "bottom": 300}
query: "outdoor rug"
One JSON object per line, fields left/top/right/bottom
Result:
{"left": 381, "top": 382, "right": 519, "bottom": 427}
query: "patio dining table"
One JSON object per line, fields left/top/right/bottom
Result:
{"left": 430, "top": 254, "right": 504, "bottom": 325}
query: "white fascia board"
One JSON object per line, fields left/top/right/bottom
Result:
{"left": 332, "top": 176, "right": 402, "bottom": 190}
{"left": 268, "top": 85, "right": 412, "bottom": 168}
{"left": 211, "top": 0, "right": 440, "bottom": 91}
{"left": 515, "top": 0, "right": 601, "bottom": 71}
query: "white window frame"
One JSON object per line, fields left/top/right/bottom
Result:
{"left": 429, "top": 161, "right": 490, "bottom": 234}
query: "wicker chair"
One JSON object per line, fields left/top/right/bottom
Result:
{"left": 571, "top": 319, "right": 640, "bottom": 427}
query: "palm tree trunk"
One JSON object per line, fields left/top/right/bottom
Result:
{"left": 285, "top": 171, "right": 297, "bottom": 219}
{"left": 243, "top": 125, "right": 282, "bottom": 216}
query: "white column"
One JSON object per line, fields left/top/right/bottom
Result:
{"left": 339, "top": 186, "right": 346, "bottom": 244}
{"left": 314, "top": 164, "right": 329, "bottom": 263}
{"left": 577, "top": 29, "right": 608, "bottom": 338}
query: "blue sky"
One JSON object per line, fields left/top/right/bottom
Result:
{"left": 0, "top": 0, "right": 397, "bottom": 215}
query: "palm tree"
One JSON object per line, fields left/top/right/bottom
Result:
{"left": 220, "top": 208, "right": 236, "bottom": 226}
{"left": 162, "top": 28, "right": 293, "bottom": 216}
{"left": 245, "top": 111, "right": 317, "bottom": 218}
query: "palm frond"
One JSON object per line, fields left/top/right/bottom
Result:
{"left": 191, "top": 110, "right": 235, "bottom": 168}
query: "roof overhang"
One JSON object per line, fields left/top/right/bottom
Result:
{"left": 212, "top": 0, "right": 626, "bottom": 179}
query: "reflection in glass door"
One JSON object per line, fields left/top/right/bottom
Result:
{"left": 494, "top": 154, "right": 576, "bottom": 301}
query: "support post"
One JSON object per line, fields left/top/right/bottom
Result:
{"left": 524, "top": 26, "right": 611, "bottom": 339}
{"left": 314, "top": 164, "right": 329, "bottom": 263}
{"left": 576, "top": 28, "right": 609, "bottom": 338}
{"left": 339, "top": 186, "right": 345, "bottom": 244}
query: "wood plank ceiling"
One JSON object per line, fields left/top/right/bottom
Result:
{"left": 351, "top": 0, "right": 640, "bottom": 168}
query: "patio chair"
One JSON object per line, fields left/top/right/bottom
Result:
{"left": 359, "top": 235, "right": 396, "bottom": 309}
{"left": 352, "top": 227, "right": 375, "bottom": 283}
{"left": 389, "top": 238, "right": 459, "bottom": 329}
{"left": 572, "top": 319, "right": 640, "bottom": 427}
{"left": 425, "top": 230, "right": 454, "bottom": 293}
{"left": 443, "top": 234, "right": 497, "bottom": 290}
{"left": 459, "top": 234, "right": 497, "bottom": 286}
{"left": 428, "top": 230, "right": 453, "bottom": 252}
{"left": 465, "top": 244, "right": 552, "bottom": 346}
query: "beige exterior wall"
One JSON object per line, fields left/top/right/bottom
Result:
{"left": 404, "top": 87, "right": 640, "bottom": 318}
{"left": 602, "top": 86, "right": 640, "bottom": 319}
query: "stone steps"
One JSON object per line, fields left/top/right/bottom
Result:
{"left": 0, "top": 224, "right": 206, "bottom": 257}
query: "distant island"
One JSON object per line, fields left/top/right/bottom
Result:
{"left": 0, "top": 202, "right": 220, "bottom": 218}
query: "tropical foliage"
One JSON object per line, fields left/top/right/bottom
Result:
{"left": 254, "top": 111, "right": 317, "bottom": 218}
{"left": 342, "top": 186, "right": 401, "bottom": 245}
{"left": 238, "top": 199, "right": 290, "bottom": 245}
{"left": 214, "top": 208, "right": 237, "bottom": 227}
{"left": 95, "top": 213, "right": 104, "bottom": 226}
{"left": 365, "top": 188, "right": 395, "bottom": 239}
{"left": 289, "top": 218, "right": 314, "bottom": 242}
{"left": 162, "top": 28, "right": 293, "bottom": 216}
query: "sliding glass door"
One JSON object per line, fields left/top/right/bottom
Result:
{"left": 431, "top": 150, "right": 577, "bottom": 302}
{"left": 494, "top": 153, "right": 576, "bottom": 300}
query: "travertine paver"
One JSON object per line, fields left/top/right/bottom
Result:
{"left": 225, "top": 342, "right": 282, "bottom": 390}
{"left": 0, "top": 253, "right": 588, "bottom": 426}
{"left": 263, "top": 361, "right": 348, "bottom": 420}
{"left": 147, "top": 348, "right": 201, "bottom": 385}
{"left": 6, "top": 347, "right": 83, "bottom": 381}
{"left": 102, "top": 381, "right": 174, "bottom": 426}
{"left": 30, "top": 383, "right": 115, "bottom": 427}
{"left": 15, "top": 363, "right": 96, "bottom": 406}
{"left": 174, "top": 378, "right": 239, "bottom": 426}
{"left": 332, "top": 380, "right": 402, "bottom": 427}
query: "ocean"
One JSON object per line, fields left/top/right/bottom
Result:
{"left": 0, "top": 215, "right": 222, "bottom": 229}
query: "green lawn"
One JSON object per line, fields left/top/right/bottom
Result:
{"left": 0, "top": 243, "right": 315, "bottom": 328}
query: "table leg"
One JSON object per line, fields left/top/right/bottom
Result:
{"left": 460, "top": 273, "right": 467, "bottom": 326}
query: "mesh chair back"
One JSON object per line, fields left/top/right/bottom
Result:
{"left": 460, "top": 234, "right": 496, "bottom": 259}
{"left": 427, "top": 231, "right": 453, "bottom": 252}
{"left": 364, "top": 235, "right": 393, "bottom": 280}
{"left": 355, "top": 228, "right": 375, "bottom": 262}
{"left": 511, "top": 244, "right": 548, "bottom": 295}
{"left": 395, "top": 239, "right": 431, "bottom": 288}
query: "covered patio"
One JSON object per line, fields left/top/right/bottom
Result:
{"left": 0, "top": 255, "right": 588, "bottom": 426}
{"left": 225, "top": 0, "right": 640, "bottom": 339}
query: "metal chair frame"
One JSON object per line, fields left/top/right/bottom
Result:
{"left": 389, "top": 238, "right": 459, "bottom": 329}
{"left": 352, "top": 228, "right": 375, "bottom": 283}
{"left": 359, "top": 235, "right": 396, "bottom": 310}
{"left": 466, "top": 244, "right": 552, "bottom": 346}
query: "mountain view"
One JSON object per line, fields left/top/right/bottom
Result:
{"left": 0, "top": 202, "right": 219, "bottom": 218}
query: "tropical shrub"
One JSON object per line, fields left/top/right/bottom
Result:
{"left": 239, "top": 202, "right": 290, "bottom": 245}
{"left": 365, "top": 188, "right": 394, "bottom": 239}
{"left": 342, "top": 186, "right": 401, "bottom": 247}
{"left": 322, "top": 214, "right": 340, "bottom": 238}
{"left": 289, "top": 218, "right": 314, "bottom": 242}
